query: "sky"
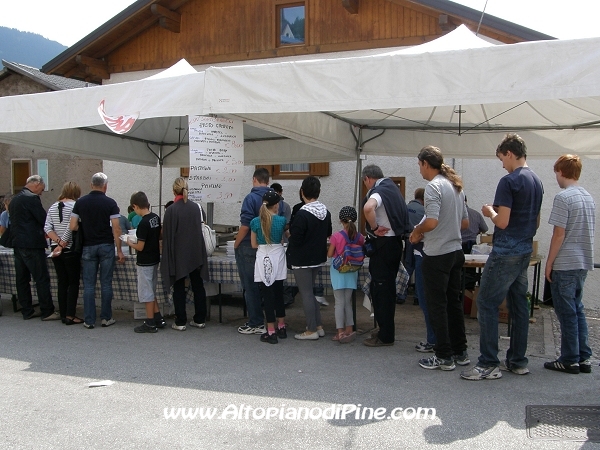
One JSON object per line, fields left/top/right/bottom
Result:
{"left": 0, "top": 0, "right": 599, "bottom": 46}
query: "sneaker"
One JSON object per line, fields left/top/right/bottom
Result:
{"left": 101, "top": 318, "right": 116, "bottom": 327}
{"left": 317, "top": 328, "right": 325, "bottom": 337}
{"left": 418, "top": 355, "right": 455, "bottom": 371}
{"left": 260, "top": 332, "right": 278, "bottom": 344}
{"left": 364, "top": 336, "right": 394, "bottom": 347}
{"left": 460, "top": 365, "right": 502, "bottom": 380}
{"left": 41, "top": 311, "right": 61, "bottom": 321}
{"left": 544, "top": 360, "right": 580, "bottom": 374}
{"left": 415, "top": 341, "right": 434, "bottom": 353}
{"left": 237, "top": 323, "right": 266, "bottom": 335}
{"left": 276, "top": 327, "right": 287, "bottom": 339}
{"left": 83, "top": 323, "right": 94, "bottom": 329}
{"left": 155, "top": 318, "right": 167, "bottom": 329}
{"left": 500, "top": 360, "right": 530, "bottom": 375}
{"left": 579, "top": 360, "right": 592, "bottom": 374}
{"left": 23, "top": 311, "right": 42, "bottom": 320}
{"left": 315, "top": 296, "right": 329, "bottom": 306}
{"left": 134, "top": 322, "right": 158, "bottom": 333}
{"left": 294, "top": 331, "right": 319, "bottom": 340}
{"left": 189, "top": 321, "right": 206, "bottom": 329}
{"left": 171, "top": 323, "right": 186, "bottom": 331}
{"left": 453, "top": 351, "right": 471, "bottom": 366}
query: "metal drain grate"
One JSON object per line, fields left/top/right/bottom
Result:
{"left": 526, "top": 405, "right": 600, "bottom": 442}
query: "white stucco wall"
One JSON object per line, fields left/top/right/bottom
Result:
{"left": 104, "top": 154, "right": 600, "bottom": 313}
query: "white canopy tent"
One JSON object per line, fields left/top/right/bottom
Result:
{"left": 2, "top": 25, "right": 600, "bottom": 174}
{"left": 203, "top": 25, "right": 600, "bottom": 160}
{"left": 0, "top": 60, "right": 353, "bottom": 167}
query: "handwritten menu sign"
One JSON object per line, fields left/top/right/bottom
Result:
{"left": 188, "top": 116, "right": 244, "bottom": 203}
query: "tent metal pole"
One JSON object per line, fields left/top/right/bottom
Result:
{"left": 158, "top": 145, "right": 163, "bottom": 218}
{"left": 352, "top": 127, "right": 362, "bottom": 208}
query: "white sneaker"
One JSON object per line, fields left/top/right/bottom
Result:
{"left": 171, "top": 323, "right": 186, "bottom": 331}
{"left": 101, "top": 318, "right": 116, "bottom": 327}
{"left": 315, "top": 296, "right": 329, "bottom": 306}
{"left": 317, "top": 328, "right": 325, "bottom": 337}
{"left": 238, "top": 323, "right": 266, "bottom": 335}
{"left": 189, "top": 321, "right": 206, "bottom": 329}
{"left": 294, "top": 331, "right": 319, "bottom": 340}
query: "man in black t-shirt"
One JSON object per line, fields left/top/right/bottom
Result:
{"left": 70, "top": 172, "right": 124, "bottom": 329}
{"left": 126, "top": 191, "right": 164, "bottom": 333}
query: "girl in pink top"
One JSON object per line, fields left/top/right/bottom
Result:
{"left": 327, "top": 206, "right": 364, "bottom": 343}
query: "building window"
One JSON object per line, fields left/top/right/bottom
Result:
{"left": 256, "top": 163, "right": 329, "bottom": 180}
{"left": 280, "top": 163, "right": 309, "bottom": 173}
{"left": 277, "top": 2, "right": 305, "bottom": 47}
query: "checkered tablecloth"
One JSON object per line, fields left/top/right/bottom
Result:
{"left": 0, "top": 251, "right": 375, "bottom": 302}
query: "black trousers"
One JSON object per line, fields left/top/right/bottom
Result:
{"left": 51, "top": 249, "right": 81, "bottom": 318}
{"left": 368, "top": 236, "right": 402, "bottom": 344}
{"left": 422, "top": 249, "right": 467, "bottom": 359}
{"left": 14, "top": 248, "right": 55, "bottom": 318}
{"left": 173, "top": 268, "right": 207, "bottom": 326}
{"left": 260, "top": 280, "right": 285, "bottom": 323}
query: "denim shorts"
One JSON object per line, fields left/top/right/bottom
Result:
{"left": 137, "top": 264, "right": 158, "bottom": 303}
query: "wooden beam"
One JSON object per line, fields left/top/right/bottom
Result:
{"left": 75, "top": 55, "right": 109, "bottom": 80}
{"left": 438, "top": 14, "right": 456, "bottom": 32}
{"left": 151, "top": 4, "right": 181, "bottom": 33}
{"left": 151, "top": 4, "right": 181, "bottom": 22}
{"left": 159, "top": 16, "right": 181, "bottom": 33}
{"left": 342, "top": 0, "right": 359, "bottom": 14}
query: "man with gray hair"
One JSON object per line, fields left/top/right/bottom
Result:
{"left": 9, "top": 175, "right": 59, "bottom": 320}
{"left": 70, "top": 172, "right": 124, "bottom": 329}
{"left": 362, "top": 164, "right": 409, "bottom": 347}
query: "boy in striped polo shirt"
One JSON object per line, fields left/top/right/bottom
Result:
{"left": 544, "top": 155, "right": 595, "bottom": 374}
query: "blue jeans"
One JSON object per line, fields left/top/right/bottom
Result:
{"left": 235, "top": 242, "right": 264, "bottom": 327}
{"left": 477, "top": 253, "right": 530, "bottom": 368}
{"left": 81, "top": 244, "right": 115, "bottom": 325}
{"left": 414, "top": 253, "right": 435, "bottom": 345}
{"left": 550, "top": 269, "right": 592, "bottom": 364}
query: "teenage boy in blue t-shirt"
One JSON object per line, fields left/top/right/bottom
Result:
{"left": 127, "top": 191, "right": 165, "bottom": 333}
{"left": 461, "top": 133, "right": 543, "bottom": 381}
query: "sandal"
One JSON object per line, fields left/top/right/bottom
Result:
{"left": 65, "top": 316, "right": 84, "bottom": 325}
{"left": 340, "top": 331, "right": 356, "bottom": 344}
{"left": 332, "top": 332, "right": 345, "bottom": 341}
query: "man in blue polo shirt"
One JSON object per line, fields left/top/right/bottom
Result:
{"left": 70, "top": 173, "right": 125, "bottom": 329}
{"left": 234, "top": 167, "right": 273, "bottom": 335}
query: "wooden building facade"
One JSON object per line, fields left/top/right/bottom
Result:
{"left": 44, "top": 0, "right": 552, "bottom": 83}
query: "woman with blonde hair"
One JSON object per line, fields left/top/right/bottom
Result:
{"left": 44, "top": 181, "right": 83, "bottom": 325}
{"left": 161, "top": 177, "right": 209, "bottom": 331}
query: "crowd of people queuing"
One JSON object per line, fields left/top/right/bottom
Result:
{"left": 0, "top": 133, "right": 594, "bottom": 377}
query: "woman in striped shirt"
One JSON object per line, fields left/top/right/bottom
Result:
{"left": 44, "top": 182, "right": 83, "bottom": 325}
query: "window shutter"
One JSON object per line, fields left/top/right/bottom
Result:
{"left": 309, "top": 163, "right": 329, "bottom": 176}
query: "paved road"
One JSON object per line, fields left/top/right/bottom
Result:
{"left": 0, "top": 296, "right": 597, "bottom": 449}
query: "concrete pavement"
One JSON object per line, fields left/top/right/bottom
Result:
{"left": 0, "top": 293, "right": 597, "bottom": 449}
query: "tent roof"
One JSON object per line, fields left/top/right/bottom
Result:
{"left": 203, "top": 26, "right": 600, "bottom": 158}
{"left": 1, "top": 26, "right": 600, "bottom": 165}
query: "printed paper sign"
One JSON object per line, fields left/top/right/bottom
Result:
{"left": 188, "top": 116, "right": 244, "bottom": 203}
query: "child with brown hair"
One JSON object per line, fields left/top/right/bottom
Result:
{"left": 127, "top": 191, "right": 165, "bottom": 333}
